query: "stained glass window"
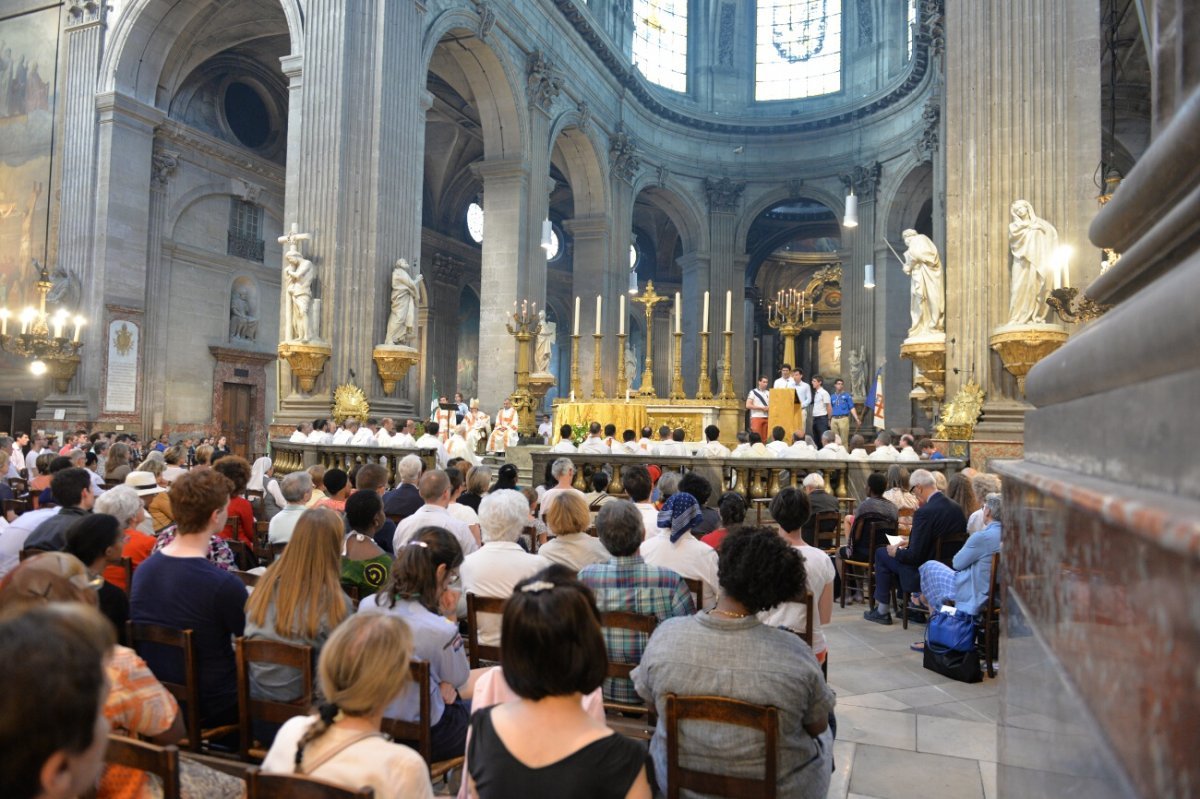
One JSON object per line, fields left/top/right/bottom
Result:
{"left": 632, "top": 0, "right": 688, "bottom": 93}
{"left": 755, "top": 0, "right": 842, "bottom": 101}
{"left": 466, "top": 202, "right": 484, "bottom": 243}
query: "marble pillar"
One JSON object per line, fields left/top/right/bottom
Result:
{"left": 704, "top": 179, "right": 746, "bottom": 397}
{"left": 138, "top": 144, "right": 179, "bottom": 435}
{"left": 678, "top": 252, "right": 711, "bottom": 396}
{"left": 943, "top": 0, "right": 1101, "bottom": 438}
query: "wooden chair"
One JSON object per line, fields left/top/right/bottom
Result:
{"left": 125, "top": 622, "right": 238, "bottom": 753}
{"left": 119, "top": 557, "right": 134, "bottom": 594}
{"left": 665, "top": 694, "right": 778, "bottom": 799}
{"left": 839, "top": 514, "right": 895, "bottom": 608}
{"left": 104, "top": 735, "right": 182, "bottom": 799}
{"left": 232, "top": 570, "right": 260, "bottom": 589}
{"left": 781, "top": 591, "right": 814, "bottom": 648}
{"left": 19, "top": 547, "right": 43, "bottom": 561}
{"left": 235, "top": 637, "right": 314, "bottom": 761}
{"left": 978, "top": 552, "right": 1002, "bottom": 679}
{"left": 465, "top": 593, "right": 505, "bottom": 668}
{"left": 683, "top": 578, "right": 704, "bottom": 610}
{"left": 253, "top": 520, "right": 274, "bottom": 565}
{"left": 340, "top": 581, "right": 361, "bottom": 604}
{"left": 3, "top": 498, "right": 28, "bottom": 517}
{"left": 598, "top": 610, "right": 658, "bottom": 740}
{"left": 7, "top": 477, "right": 28, "bottom": 496}
{"left": 246, "top": 766, "right": 373, "bottom": 798}
{"left": 381, "top": 660, "right": 465, "bottom": 782}
{"left": 805, "top": 511, "right": 841, "bottom": 553}
{"left": 226, "top": 538, "right": 257, "bottom": 571}
{"left": 901, "top": 531, "right": 971, "bottom": 630}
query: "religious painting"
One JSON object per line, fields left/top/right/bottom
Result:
{"left": 455, "top": 287, "right": 480, "bottom": 401}
{"left": 0, "top": 6, "right": 59, "bottom": 317}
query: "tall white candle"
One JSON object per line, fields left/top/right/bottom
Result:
{"left": 674, "top": 292, "right": 681, "bottom": 334}
{"left": 725, "top": 290, "right": 732, "bottom": 332}
{"left": 573, "top": 296, "right": 580, "bottom": 336}
{"left": 595, "top": 295, "right": 602, "bottom": 335}
{"left": 72, "top": 317, "right": 85, "bottom": 343}
{"left": 619, "top": 295, "right": 625, "bottom": 335}
{"left": 702, "top": 291, "right": 710, "bottom": 334}
{"left": 0, "top": 310, "right": 8, "bottom": 336}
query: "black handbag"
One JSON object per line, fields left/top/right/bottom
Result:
{"left": 923, "top": 640, "right": 982, "bottom": 683}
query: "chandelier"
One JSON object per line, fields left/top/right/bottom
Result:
{"left": 0, "top": 263, "right": 85, "bottom": 390}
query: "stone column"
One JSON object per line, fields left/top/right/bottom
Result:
{"left": 704, "top": 178, "right": 746, "bottom": 397}
{"left": 474, "top": 158, "right": 530, "bottom": 413}
{"left": 427, "top": 253, "right": 462, "bottom": 404}
{"left": 943, "top": 0, "right": 1100, "bottom": 438}
{"left": 138, "top": 144, "right": 179, "bottom": 435}
{"left": 652, "top": 305, "right": 672, "bottom": 399}
{"left": 564, "top": 215, "right": 612, "bottom": 395}
{"left": 678, "top": 252, "right": 711, "bottom": 396}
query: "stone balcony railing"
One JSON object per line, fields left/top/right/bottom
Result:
{"left": 268, "top": 439, "right": 441, "bottom": 484}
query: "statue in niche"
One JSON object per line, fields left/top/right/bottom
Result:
{"left": 1007, "top": 199, "right": 1063, "bottom": 325}
{"left": 901, "top": 229, "right": 944, "bottom": 337}
{"left": 283, "top": 245, "right": 315, "bottom": 342}
{"left": 534, "top": 309, "right": 555, "bottom": 373}
{"left": 384, "top": 258, "right": 420, "bottom": 346}
{"left": 229, "top": 283, "right": 258, "bottom": 342}
{"left": 849, "top": 346, "right": 868, "bottom": 399}
{"left": 46, "top": 263, "right": 80, "bottom": 312}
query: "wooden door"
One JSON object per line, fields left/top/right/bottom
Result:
{"left": 221, "top": 383, "right": 253, "bottom": 460}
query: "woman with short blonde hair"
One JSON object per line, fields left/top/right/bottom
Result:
{"left": 537, "top": 490, "right": 609, "bottom": 572}
{"left": 260, "top": 613, "right": 434, "bottom": 798}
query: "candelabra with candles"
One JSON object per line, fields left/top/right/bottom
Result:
{"left": 0, "top": 264, "right": 86, "bottom": 391}
{"left": 505, "top": 299, "right": 540, "bottom": 436}
{"left": 765, "top": 288, "right": 814, "bottom": 369}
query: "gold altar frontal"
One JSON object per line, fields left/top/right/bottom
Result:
{"left": 552, "top": 398, "right": 744, "bottom": 445}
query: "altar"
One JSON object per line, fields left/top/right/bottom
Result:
{"left": 552, "top": 400, "right": 741, "bottom": 445}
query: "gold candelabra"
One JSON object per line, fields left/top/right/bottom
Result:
{"left": 591, "top": 333, "right": 606, "bottom": 399}
{"left": 718, "top": 330, "right": 736, "bottom": 400}
{"left": 670, "top": 330, "right": 685, "bottom": 400}
{"left": 0, "top": 263, "right": 86, "bottom": 389}
{"left": 505, "top": 299, "right": 540, "bottom": 436}
{"left": 632, "top": 280, "right": 667, "bottom": 397}
{"left": 696, "top": 330, "right": 713, "bottom": 399}
{"left": 616, "top": 332, "right": 629, "bottom": 398}
{"left": 569, "top": 334, "right": 583, "bottom": 400}
{"left": 766, "top": 288, "right": 814, "bottom": 368}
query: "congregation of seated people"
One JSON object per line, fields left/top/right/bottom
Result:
{"left": 0, "top": 415, "right": 1001, "bottom": 799}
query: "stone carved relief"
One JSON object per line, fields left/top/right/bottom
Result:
{"left": 857, "top": 0, "right": 874, "bottom": 44}
{"left": 922, "top": 0, "right": 945, "bottom": 58}
{"left": 718, "top": 4, "right": 736, "bottom": 67}
{"left": 67, "top": 0, "right": 105, "bottom": 25}
{"left": 655, "top": 164, "right": 670, "bottom": 185}
{"left": 576, "top": 101, "right": 591, "bottom": 133}
{"left": 475, "top": 2, "right": 496, "bottom": 41}
{"left": 234, "top": 178, "right": 263, "bottom": 205}
{"left": 526, "top": 50, "right": 563, "bottom": 113}
{"left": 432, "top": 252, "right": 463, "bottom": 286}
{"left": 915, "top": 98, "right": 940, "bottom": 162}
{"left": 150, "top": 150, "right": 179, "bottom": 188}
{"left": 229, "top": 277, "right": 259, "bottom": 343}
{"left": 704, "top": 177, "right": 745, "bottom": 213}
{"left": 786, "top": 178, "right": 805, "bottom": 199}
{"left": 839, "top": 161, "right": 883, "bottom": 200}
{"left": 609, "top": 124, "right": 641, "bottom": 184}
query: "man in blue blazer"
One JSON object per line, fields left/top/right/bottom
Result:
{"left": 864, "top": 469, "right": 966, "bottom": 625}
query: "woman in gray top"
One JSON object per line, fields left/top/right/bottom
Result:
{"left": 633, "top": 525, "right": 835, "bottom": 798}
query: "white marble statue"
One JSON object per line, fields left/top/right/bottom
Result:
{"left": 385, "top": 258, "right": 420, "bottom": 346}
{"left": 534, "top": 309, "right": 555, "bottom": 373}
{"left": 1007, "top": 200, "right": 1062, "bottom": 325}
{"left": 849, "top": 346, "right": 868, "bottom": 399}
{"left": 283, "top": 246, "right": 315, "bottom": 342}
{"left": 624, "top": 343, "right": 639, "bottom": 380}
{"left": 901, "top": 229, "right": 944, "bottom": 336}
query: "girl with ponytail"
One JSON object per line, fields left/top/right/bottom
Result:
{"left": 260, "top": 613, "right": 434, "bottom": 798}
{"left": 359, "top": 525, "right": 477, "bottom": 762}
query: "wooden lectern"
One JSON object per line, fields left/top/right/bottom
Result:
{"left": 767, "top": 388, "right": 805, "bottom": 440}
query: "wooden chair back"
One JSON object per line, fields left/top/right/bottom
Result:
{"left": 233, "top": 570, "right": 260, "bottom": 588}
{"left": 935, "top": 531, "right": 970, "bottom": 567}
{"left": 226, "top": 538, "right": 257, "bottom": 571}
{"left": 665, "top": 694, "right": 778, "bottom": 799}
{"left": 598, "top": 610, "right": 658, "bottom": 681}
{"left": 235, "top": 637, "right": 314, "bottom": 761}
{"left": 119, "top": 556, "right": 134, "bottom": 594}
{"left": 810, "top": 511, "right": 841, "bottom": 552}
{"left": 104, "top": 735, "right": 181, "bottom": 799}
{"left": 839, "top": 515, "right": 894, "bottom": 608}
{"left": 465, "top": 592, "right": 505, "bottom": 668}
{"left": 980, "top": 551, "right": 1002, "bottom": 678}
{"left": 684, "top": 578, "right": 704, "bottom": 610}
{"left": 382, "top": 660, "right": 434, "bottom": 762}
{"left": 7, "top": 477, "right": 28, "bottom": 496}
{"left": 782, "top": 591, "right": 815, "bottom": 648}
{"left": 4, "top": 498, "right": 28, "bottom": 517}
{"left": 126, "top": 622, "right": 202, "bottom": 751}
{"left": 19, "top": 547, "right": 42, "bottom": 561}
{"left": 253, "top": 520, "right": 273, "bottom": 564}
{"left": 246, "top": 766, "right": 374, "bottom": 799}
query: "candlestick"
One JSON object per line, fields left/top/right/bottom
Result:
{"left": 573, "top": 296, "right": 580, "bottom": 336}
{"left": 670, "top": 330, "right": 685, "bottom": 400}
{"left": 725, "top": 290, "right": 732, "bottom": 333}
{"left": 702, "top": 291, "right": 710, "bottom": 334}
{"left": 618, "top": 295, "right": 625, "bottom": 335}
{"left": 616, "top": 332, "right": 629, "bottom": 398}
{"left": 595, "top": 295, "right": 602, "bottom": 336}
{"left": 72, "top": 317, "right": 85, "bottom": 343}
{"left": 569, "top": 333, "right": 583, "bottom": 400}
{"left": 592, "top": 332, "right": 606, "bottom": 399}
{"left": 696, "top": 330, "right": 713, "bottom": 399}
{"left": 674, "top": 291, "right": 681, "bottom": 334}
{"left": 718, "top": 329, "right": 736, "bottom": 400}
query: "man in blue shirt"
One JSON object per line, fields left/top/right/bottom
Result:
{"left": 829, "top": 378, "right": 860, "bottom": 446}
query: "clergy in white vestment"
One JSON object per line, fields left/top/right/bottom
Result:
{"left": 694, "top": 425, "right": 730, "bottom": 458}
{"left": 549, "top": 423, "right": 577, "bottom": 454}
{"left": 307, "top": 421, "right": 334, "bottom": 445}
{"left": 487, "top": 398, "right": 520, "bottom": 453}
{"left": 446, "top": 423, "right": 480, "bottom": 466}
{"left": 415, "top": 424, "right": 449, "bottom": 468}
{"left": 331, "top": 421, "right": 354, "bottom": 446}
{"left": 431, "top": 398, "right": 455, "bottom": 443}
{"left": 374, "top": 418, "right": 396, "bottom": 446}
{"left": 465, "top": 400, "right": 491, "bottom": 455}
{"left": 390, "top": 419, "right": 418, "bottom": 448}
{"left": 577, "top": 422, "right": 611, "bottom": 455}
{"left": 867, "top": 432, "right": 900, "bottom": 461}
{"left": 289, "top": 422, "right": 312, "bottom": 443}
{"left": 350, "top": 419, "right": 377, "bottom": 447}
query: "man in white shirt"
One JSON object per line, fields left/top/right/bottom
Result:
{"left": 810, "top": 375, "right": 833, "bottom": 442}
{"left": 815, "top": 430, "right": 847, "bottom": 458}
{"left": 351, "top": 419, "right": 378, "bottom": 447}
{"left": 289, "top": 422, "right": 312, "bottom": 443}
{"left": 640, "top": 493, "right": 720, "bottom": 608}
{"left": 537, "top": 415, "right": 552, "bottom": 444}
{"left": 694, "top": 425, "right": 730, "bottom": 458}
{"left": 746, "top": 432, "right": 770, "bottom": 458}
{"left": 601, "top": 423, "right": 621, "bottom": 452}
{"left": 655, "top": 428, "right": 690, "bottom": 457}
{"left": 577, "top": 422, "right": 611, "bottom": 455}
{"left": 549, "top": 424, "right": 578, "bottom": 453}
{"left": 651, "top": 425, "right": 673, "bottom": 457}
{"left": 24, "top": 434, "right": 48, "bottom": 475}
{"left": 431, "top": 397, "right": 455, "bottom": 442}
{"left": 393, "top": 470, "right": 478, "bottom": 555}
{"left": 269, "top": 471, "right": 313, "bottom": 544}
{"left": 390, "top": 418, "right": 418, "bottom": 449}
{"left": 307, "top": 419, "right": 333, "bottom": 444}
{"left": 773, "top": 365, "right": 795, "bottom": 389}
{"left": 765, "top": 426, "right": 790, "bottom": 457}
{"left": 621, "top": 465, "right": 660, "bottom": 540}
{"left": 331, "top": 420, "right": 355, "bottom": 446}
{"left": 745, "top": 376, "right": 770, "bottom": 442}
{"left": 636, "top": 426, "right": 655, "bottom": 454}
{"left": 461, "top": 490, "right": 550, "bottom": 646}
{"left": 792, "top": 368, "right": 813, "bottom": 433}
{"left": 414, "top": 422, "right": 448, "bottom": 468}
{"left": 619, "top": 430, "right": 641, "bottom": 455}
{"left": 847, "top": 434, "right": 870, "bottom": 460}
{"left": 0, "top": 505, "right": 58, "bottom": 578}
{"left": 729, "top": 432, "right": 751, "bottom": 457}
{"left": 374, "top": 418, "right": 395, "bottom": 446}
{"left": 896, "top": 434, "right": 920, "bottom": 461}
{"left": 867, "top": 431, "right": 901, "bottom": 461}
{"left": 786, "top": 431, "right": 818, "bottom": 458}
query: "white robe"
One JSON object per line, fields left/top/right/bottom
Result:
{"left": 289, "top": 431, "right": 308, "bottom": 443}
{"left": 446, "top": 434, "right": 480, "bottom": 466}
{"left": 466, "top": 411, "right": 491, "bottom": 454}
{"left": 487, "top": 407, "right": 519, "bottom": 452}
{"left": 331, "top": 428, "right": 353, "bottom": 446}
{"left": 432, "top": 409, "right": 455, "bottom": 442}
{"left": 694, "top": 441, "right": 731, "bottom": 458}
{"left": 415, "top": 434, "right": 448, "bottom": 468}
{"left": 578, "top": 437, "right": 611, "bottom": 455}
{"left": 351, "top": 428, "right": 377, "bottom": 447}
{"left": 390, "top": 433, "right": 417, "bottom": 449}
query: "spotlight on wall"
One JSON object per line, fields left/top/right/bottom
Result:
{"left": 864, "top": 263, "right": 875, "bottom": 289}
{"left": 540, "top": 219, "right": 554, "bottom": 252}
{"left": 843, "top": 190, "right": 858, "bottom": 228}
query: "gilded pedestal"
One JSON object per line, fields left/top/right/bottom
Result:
{"left": 900, "top": 334, "right": 947, "bottom": 414}
{"left": 989, "top": 325, "right": 1068, "bottom": 397}
{"left": 278, "top": 341, "right": 332, "bottom": 393}
{"left": 372, "top": 345, "right": 420, "bottom": 395}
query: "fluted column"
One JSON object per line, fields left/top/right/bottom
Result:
{"left": 704, "top": 178, "right": 746, "bottom": 398}
{"left": 427, "top": 253, "right": 462, "bottom": 404}
{"left": 139, "top": 145, "right": 179, "bottom": 434}
{"left": 944, "top": 0, "right": 1101, "bottom": 434}
{"left": 678, "top": 252, "right": 711, "bottom": 396}
{"left": 564, "top": 215, "right": 613, "bottom": 395}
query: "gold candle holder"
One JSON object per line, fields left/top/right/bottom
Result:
{"left": 591, "top": 333, "right": 607, "bottom": 399}
{"left": 632, "top": 281, "right": 667, "bottom": 398}
{"left": 505, "top": 300, "right": 541, "bottom": 436}
{"left": 696, "top": 330, "right": 713, "bottom": 400}
{"left": 718, "top": 330, "right": 735, "bottom": 400}
{"left": 616, "top": 332, "right": 629, "bottom": 398}
{"left": 670, "top": 330, "right": 685, "bottom": 400}
{"left": 569, "top": 333, "right": 583, "bottom": 400}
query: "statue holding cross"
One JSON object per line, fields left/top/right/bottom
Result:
{"left": 278, "top": 223, "right": 318, "bottom": 342}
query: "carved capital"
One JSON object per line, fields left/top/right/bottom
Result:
{"left": 526, "top": 50, "right": 563, "bottom": 113}
{"left": 608, "top": 124, "right": 641, "bottom": 184}
{"left": 150, "top": 150, "right": 179, "bottom": 188}
{"left": 67, "top": 1, "right": 106, "bottom": 27}
{"left": 704, "top": 177, "right": 746, "bottom": 213}
{"left": 475, "top": 1, "right": 497, "bottom": 41}
{"left": 839, "top": 161, "right": 882, "bottom": 200}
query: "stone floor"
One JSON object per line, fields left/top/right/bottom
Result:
{"left": 824, "top": 602, "right": 999, "bottom": 799}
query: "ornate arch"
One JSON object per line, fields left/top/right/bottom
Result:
{"left": 629, "top": 181, "right": 708, "bottom": 255}
{"left": 736, "top": 181, "right": 846, "bottom": 253}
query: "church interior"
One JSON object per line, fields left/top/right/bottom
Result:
{"left": 0, "top": 0, "right": 1196, "bottom": 797}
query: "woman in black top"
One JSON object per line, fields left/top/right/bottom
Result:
{"left": 458, "top": 465, "right": 490, "bottom": 512}
{"left": 487, "top": 463, "right": 520, "bottom": 493}
{"left": 466, "top": 566, "right": 650, "bottom": 799}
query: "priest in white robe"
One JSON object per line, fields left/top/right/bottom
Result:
{"left": 446, "top": 423, "right": 480, "bottom": 466}
{"left": 465, "top": 400, "right": 491, "bottom": 455}
{"left": 486, "top": 398, "right": 520, "bottom": 453}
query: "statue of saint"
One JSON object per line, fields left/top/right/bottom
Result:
{"left": 901, "top": 229, "right": 944, "bottom": 336}
{"left": 1007, "top": 200, "right": 1062, "bottom": 325}
{"left": 46, "top": 263, "right": 80, "bottom": 312}
{"left": 624, "top": 343, "right": 639, "bottom": 381}
{"left": 384, "top": 259, "right": 420, "bottom": 346}
{"left": 534, "top": 309, "right": 555, "bottom": 373}
{"left": 283, "top": 246, "right": 315, "bottom": 342}
{"left": 229, "top": 285, "right": 258, "bottom": 341}
{"left": 849, "top": 346, "right": 867, "bottom": 399}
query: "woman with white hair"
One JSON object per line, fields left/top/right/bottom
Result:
{"left": 95, "top": 485, "right": 157, "bottom": 592}
{"left": 917, "top": 492, "right": 1003, "bottom": 626}
{"left": 249, "top": 456, "right": 287, "bottom": 520}
{"left": 459, "top": 490, "right": 550, "bottom": 647}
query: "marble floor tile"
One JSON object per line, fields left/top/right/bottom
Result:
{"left": 848, "top": 745, "right": 985, "bottom": 799}
{"left": 880, "top": 684, "right": 957, "bottom": 709}
{"left": 838, "top": 692, "right": 911, "bottom": 711}
{"left": 827, "top": 740, "right": 856, "bottom": 799}
{"left": 916, "top": 714, "right": 998, "bottom": 763}
{"left": 834, "top": 705, "right": 917, "bottom": 751}
{"left": 980, "top": 760, "right": 997, "bottom": 799}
